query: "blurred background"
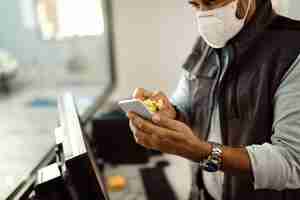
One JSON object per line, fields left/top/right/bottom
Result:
{"left": 0, "top": 0, "right": 299, "bottom": 200}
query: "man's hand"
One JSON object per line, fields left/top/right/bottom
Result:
{"left": 133, "top": 88, "right": 177, "bottom": 119}
{"left": 128, "top": 112, "right": 211, "bottom": 162}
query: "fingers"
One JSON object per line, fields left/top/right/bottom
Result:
{"left": 133, "top": 88, "right": 152, "bottom": 100}
{"left": 150, "top": 91, "right": 176, "bottom": 119}
{"left": 133, "top": 88, "right": 168, "bottom": 103}
{"left": 128, "top": 112, "right": 188, "bottom": 151}
{"left": 129, "top": 121, "right": 138, "bottom": 141}
{"left": 150, "top": 91, "right": 169, "bottom": 108}
{"left": 135, "top": 129, "right": 158, "bottom": 149}
{"left": 128, "top": 112, "right": 169, "bottom": 137}
{"left": 151, "top": 91, "right": 165, "bottom": 101}
{"left": 152, "top": 114, "right": 185, "bottom": 132}
{"left": 132, "top": 88, "right": 175, "bottom": 117}
{"left": 129, "top": 119, "right": 159, "bottom": 149}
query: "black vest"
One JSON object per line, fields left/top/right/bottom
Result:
{"left": 184, "top": 1, "right": 300, "bottom": 200}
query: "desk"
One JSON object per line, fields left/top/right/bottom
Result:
{"left": 104, "top": 155, "right": 191, "bottom": 200}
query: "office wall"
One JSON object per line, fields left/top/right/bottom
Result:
{"left": 112, "top": 0, "right": 198, "bottom": 99}
{"left": 272, "top": 0, "right": 289, "bottom": 16}
{"left": 2, "top": 0, "right": 297, "bottom": 99}
{"left": 287, "top": 1, "right": 300, "bottom": 20}
{"left": 0, "top": 0, "right": 197, "bottom": 99}
{"left": 272, "top": 0, "right": 299, "bottom": 19}
{"left": 112, "top": 0, "right": 299, "bottom": 99}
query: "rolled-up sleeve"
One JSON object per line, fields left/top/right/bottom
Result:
{"left": 170, "top": 71, "right": 192, "bottom": 124}
{"left": 246, "top": 55, "right": 300, "bottom": 190}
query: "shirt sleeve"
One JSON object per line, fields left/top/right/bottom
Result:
{"left": 170, "top": 71, "right": 192, "bottom": 124}
{"left": 246, "top": 55, "right": 300, "bottom": 191}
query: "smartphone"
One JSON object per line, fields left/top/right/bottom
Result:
{"left": 118, "top": 99, "right": 153, "bottom": 120}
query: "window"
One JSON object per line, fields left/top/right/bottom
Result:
{"left": 37, "top": 0, "right": 104, "bottom": 40}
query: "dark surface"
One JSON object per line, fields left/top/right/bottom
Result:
{"left": 92, "top": 110, "right": 150, "bottom": 164}
{"left": 65, "top": 154, "right": 108, "bottom": 200}
{"left": 140, "top": 166, "right": 177, "bottom": 200}
{"left": 35, "top": 175, "right": 71, "bottom": 200}
{"left": 33, "top": 154, "right": 108, "bottom": 200}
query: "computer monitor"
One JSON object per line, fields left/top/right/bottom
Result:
{"left": 57, "top": 93, "right": 110, "bottom": 200}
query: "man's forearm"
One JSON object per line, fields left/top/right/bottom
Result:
{"left": 222, "top": 146, "right": 253, "bottom": 177}
{"left": 194, "top": 141, "right": 254, "bottom": 179}
{"left": 175, "top": 109, "right": 253, "bottom": 179}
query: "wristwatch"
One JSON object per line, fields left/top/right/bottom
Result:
{"left": 200, "top": 142, "right": 223, "bottom": 172}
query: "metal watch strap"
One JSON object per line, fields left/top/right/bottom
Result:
{"left": 200, "top": 142, "right": 223, "bottom": 172}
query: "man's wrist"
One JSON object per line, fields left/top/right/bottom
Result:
{"left": 191, "top": 140, "right": 212, "bottom": 162}
{"left": 200, "top": 142, "right": 224, "bottom": 172}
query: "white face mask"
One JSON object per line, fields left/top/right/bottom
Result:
{"left": 196, "top": 0, "right": 251, "bottom": 49}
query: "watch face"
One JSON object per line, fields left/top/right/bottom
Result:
{"left": 204, "top": 161, "right": 219, "bottom": 172}
{"left": 202, "top": 142, "right": 222, "bottom": 172}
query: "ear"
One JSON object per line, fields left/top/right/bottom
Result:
{"left": 236, "top": 0, "right": 244, "bottom": 19}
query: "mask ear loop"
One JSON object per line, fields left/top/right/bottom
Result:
{"left": 239, "top": 0, "right": 252, "bottom": 24}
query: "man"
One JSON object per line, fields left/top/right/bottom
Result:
{"left": 127, "top": 0, "right": 300, "bottom": 199}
